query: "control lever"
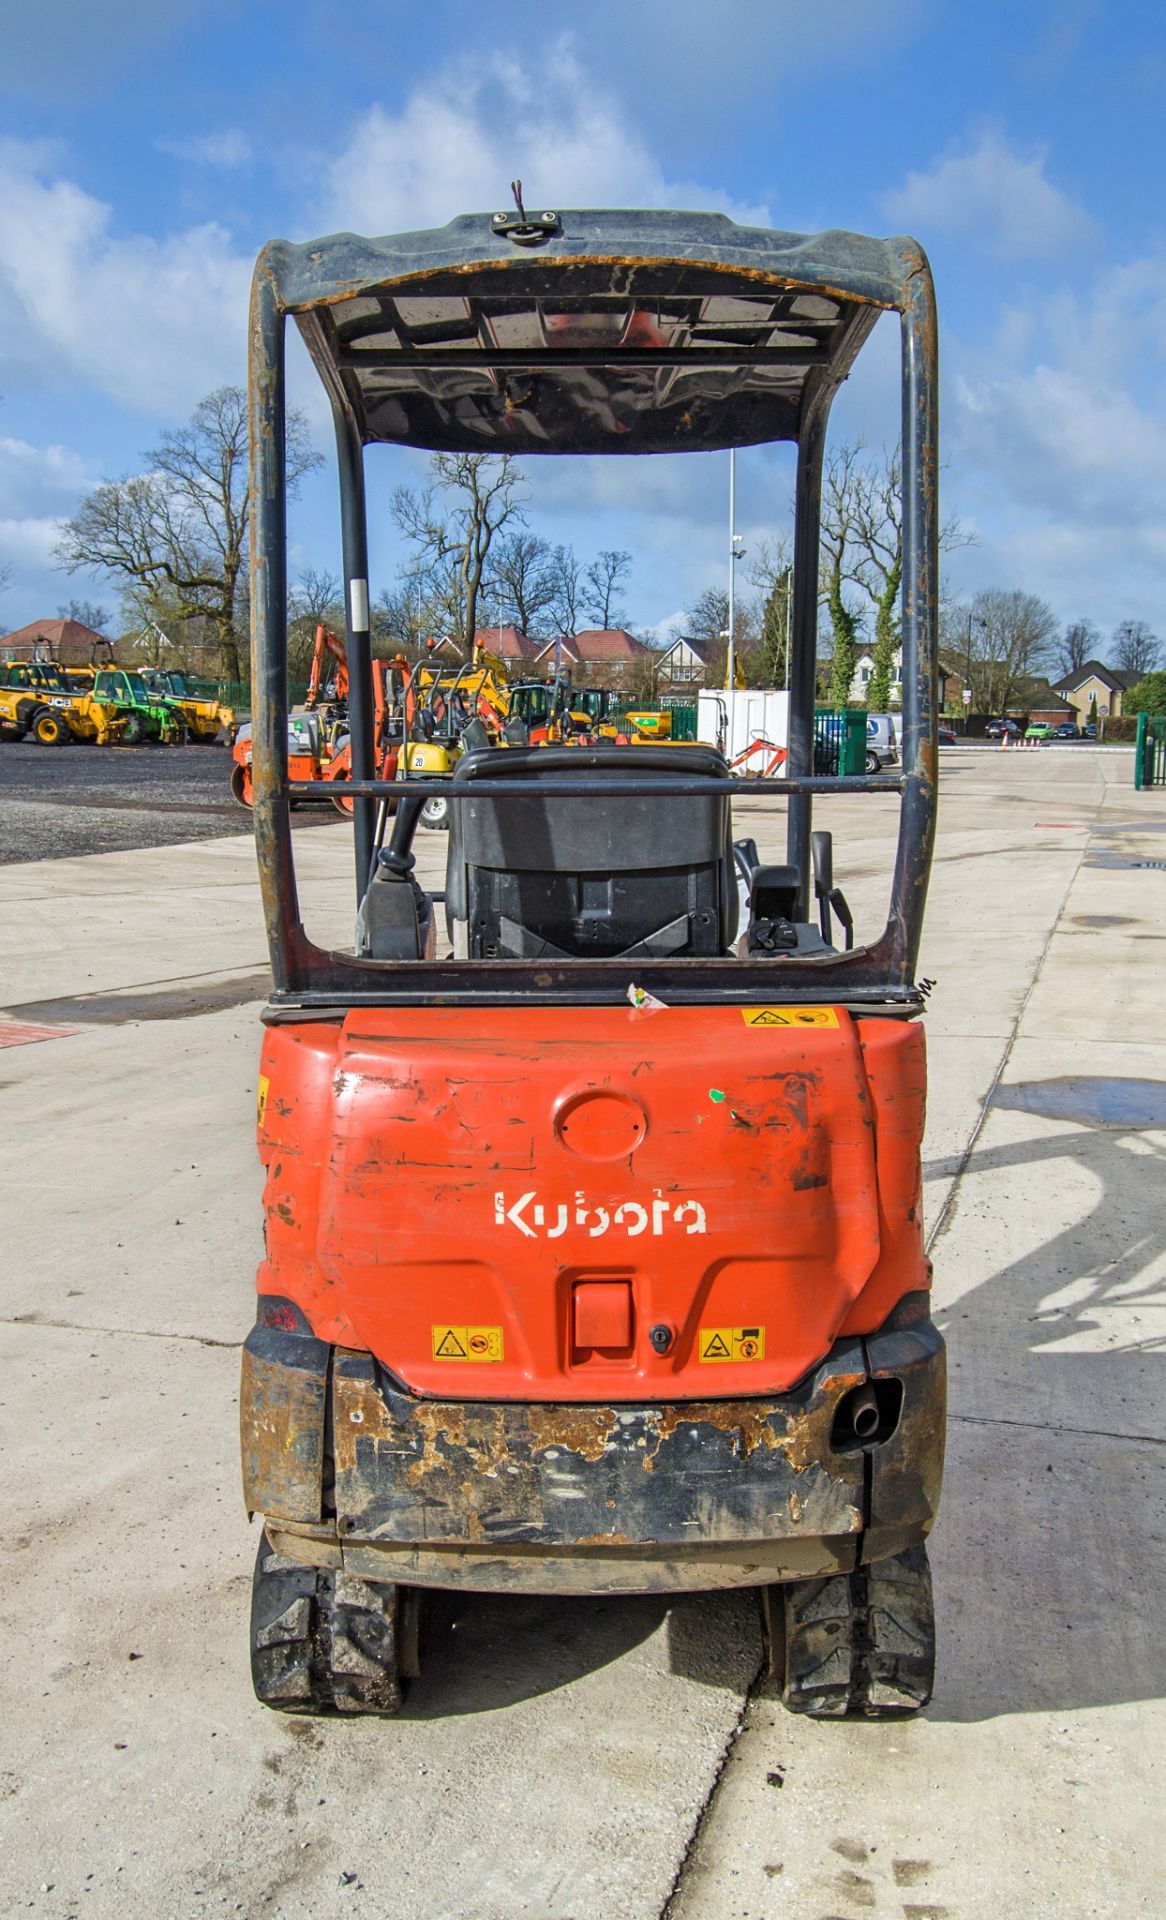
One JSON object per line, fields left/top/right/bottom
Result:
{"left": 811, "top": 831, "right": 834, "bottom": 941}
{"left": 377, "top": 793, "right": 425, "bottom": 877}
{"left": 811, "top": 830, "right": 855, "bottom": 952}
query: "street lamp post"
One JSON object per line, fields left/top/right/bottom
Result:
{"left": 964, "top": 610, "right": 984, "bottom": 732}
{"left": 727, "top": 448, "right": 746, "bottom": 690}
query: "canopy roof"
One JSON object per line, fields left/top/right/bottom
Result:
{"left": 262, "top": 211, "right": 923, "bottom": 456}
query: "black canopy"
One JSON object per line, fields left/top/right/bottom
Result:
{"left": 260, "top": 211, "right": 922, "bottom": 456}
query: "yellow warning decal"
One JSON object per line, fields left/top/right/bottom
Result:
{"left": 256, "top": 1074, "right": 270, "bottom": 1124}
{"left": 741, "top": 1007, "right": 839, "bottom": 1029}
{"left": 431, "top": 1325, "right": 504, "bottom": 1362}
{"left": 699, "top": 1326, "right": 766, "bottom": 1363}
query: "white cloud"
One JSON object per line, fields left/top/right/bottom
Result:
{"left": 313, "top": 44, "right": 770, "bottom": 236}
{"left": 649, "top": 609, "right": 693, "bottom": 647}
{"left": 0, "top": 512, "right": 64, "bottom": 574}
{"left": 0, "top": 137, "right": 251, "bottom": 414}
{"left": 882, "top": 129, "right": 1093, "bottom": 259}
{"left": 942, "top": 249, "right": 1166, "bottom": 630}
{"left": 156, "top": 129, "right": 253, "bottom": 168}
{"left": 0, "top": 432, "right": 104, "bottom": 622}
{"left": 0, "top": 433, "right": 95, "bottom": 518}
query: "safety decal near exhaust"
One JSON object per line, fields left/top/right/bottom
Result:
{"left": 495, "top": 1189, "right": 706, "bottom": 1240}
{"left": 431, "top": 1325, "right": 504, "bottom": 1362}
{"left": 699, "top": 1327, "right": 766, "bottom": 1362}
{"left": 740, "top": 1007, "right": 839, "bottom": 1027}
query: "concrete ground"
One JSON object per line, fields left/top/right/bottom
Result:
{"left": 0, "top": 747, "right": 1162, "bottom": 1920}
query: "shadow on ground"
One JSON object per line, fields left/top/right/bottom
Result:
{"left": 925, "top": 1100, "right": 1166, "bottom": 1723}
{"left": 399, "top": 1587, "right": 762, "bottom": 1718}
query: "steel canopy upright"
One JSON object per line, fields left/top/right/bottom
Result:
{"left": 248, "top": 208, "right": 938, "bottom": 1007}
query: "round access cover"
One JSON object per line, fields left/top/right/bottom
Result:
{"left": 554, "top": 1090, "right": 647, "bottom": 1160}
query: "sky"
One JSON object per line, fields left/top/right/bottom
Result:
{"left": 1, "top": 0, "right": 1164, "bottom": 651}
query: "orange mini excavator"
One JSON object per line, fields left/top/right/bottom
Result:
{"left": 240, "top": 206, "right": 945, "bottom": 1719}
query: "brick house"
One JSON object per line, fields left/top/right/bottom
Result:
{"left": 532, "top": 628, "right": 652, "bottom": 686}
{"left": 0, "top": 617, "right": 108, "bottom": 665}
{"left": 1052, "top": 660, "right": 1141, "bottom": 726}
{"left": 473, "top": 626, "right": 539, "bottom": 667}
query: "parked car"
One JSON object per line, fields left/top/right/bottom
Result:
{"left": 1083, "top": 722, "right": 1097, "bottom": 738}
{"left": 986, "top": 718, "right": 1021, "bottom": 738}
{"left": 937, "top": 726, "right": 957, "bottom": 745}
{"left": 1054, "top": 721, "right": 1080, "bottom": 739}
{"left": 865, "top": 711, "right": 899, "bottom": 772}
{"left": 1025, "top": 721, "right": 1055, "bottom": 741}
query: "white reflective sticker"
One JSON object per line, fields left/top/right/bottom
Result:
{"left": 349, "top": 577, "right": 369, "bottom": 631}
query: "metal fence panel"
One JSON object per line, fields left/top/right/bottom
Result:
{"left": 1135, "top": 712, "right": 1166, "bottom": 789}
{"left": 813, "top": 707, "right": 868, "bottom": 776}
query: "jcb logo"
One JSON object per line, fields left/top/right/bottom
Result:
{"left": 494, "top": 1189, "right": 707, "bottom": 1241}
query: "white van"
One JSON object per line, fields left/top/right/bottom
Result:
{"left": 866, "top": 712, "right": 899, "bottom": 772}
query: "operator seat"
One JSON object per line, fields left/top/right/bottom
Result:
{"left": 445, "top": 745, "right": 739, "bottom": 960}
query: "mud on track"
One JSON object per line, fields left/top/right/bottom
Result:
{"left": 0, "top": 741, "right": 334, "bottom": 864}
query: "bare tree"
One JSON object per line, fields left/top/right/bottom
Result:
{"left": 688, "top": 585, "right": 729, "bottom": 642}
{"left": 56, "top": 387, "right": 321, "bottom": 680}
{"left": 489, "top": 528, "right": 558, "bottom": 635}
{"left": 287, "top": 568, "right": 345, "bottom": 678}
{"left": 291, "top": 568, "right": 342, "bottom": 626}
{"left": 682, "top": 584, "right": 759, "bottom": 685}
{"left": 967, "top": 588, "right": 1057, "bottom": 714}
{"left": 1112, "top": 618, "right": 1160, "bottom": 677}
{"left": 758, "top": 571, "right": 792, "bottom": 688}
{"left": 827, "top": 440, "right": 968, "bottom": 710}
{"left": 545, "top": 543, "right": 584, "bottom": 639}
{"left": 819, "top": 443, "right": 866, "bottom": 709}
{"left": 748, "top": 536, "right": 793, "bottom": 688}
{"left": 1058, "top": 618, "right": 1099, "bottom": 677}
{"left": 57, "top": 597, "right": 110, "bottom": 632}
{"left": 583, "top": 548, "right": 632, "bottom": 629}
{"left": 392, "top": 453, "right": 526, "bottom": 649}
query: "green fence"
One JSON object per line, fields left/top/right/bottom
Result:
{"left": 199, "top": 679, "right": 306, "bottom": 714}
{"left": 814, "top": 707, "right": 869, "bottom": 777}
{"left": 1134, "top": 712, "right": 1166, "bottom": 788}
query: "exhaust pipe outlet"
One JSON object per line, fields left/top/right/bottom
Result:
{"left": 849, "top": 1386, "right": 880, "bottom": 1440}
{"left": 830, "top": 1377, "right": 903, "bottom": 1451}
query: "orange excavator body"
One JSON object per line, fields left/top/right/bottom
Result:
{"left": 256, "top": 1007, "right": 927, "bottom": 1404}
{"left": 304, "top": 623, "right": 349, "bottom": 709}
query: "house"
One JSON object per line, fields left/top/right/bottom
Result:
{"left": 1021, "top": 681, "right": 1078, "bottom": 726}
{"left": 1053, "top": 660, "right": 1141, "bottom": 726}
{"left": 0, "top": 617, "right": 108, "bottom": 665}
{"left": 421, "top": 635, "right": 465, "bottom": 662}
{"left": 847, "top": 646, "right": 972, "bottom": 713}
{"left": 473, "top": 626, "right": 538, "bottom": 666}
{"left": 655, "top": 635, "right": 716, "bottom": 687}
{"left": 936, "top": 656, "right": 967, "bottom": 712}
{"left": 418, "top": 628, "right": 538, "bottom": 668}
{"left": 849, "top": 645, "right": 903, "bottom": 707}
{"left": 532, "top": 628, "right": 652, "bottom": 684}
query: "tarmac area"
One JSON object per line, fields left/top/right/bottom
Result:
{"left": 0, "top": 746, "right": 1162, "bottom": 1919}
{"left": 0, "top": 742, "right": 336, "bottom": 866}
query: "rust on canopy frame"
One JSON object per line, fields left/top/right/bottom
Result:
{"left": 247, "top": 210, "right": 939, "bottom": 1007}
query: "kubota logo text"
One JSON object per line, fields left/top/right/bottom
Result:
{"left": 494, "top": 1189, "right": 707, "bottom": 1240}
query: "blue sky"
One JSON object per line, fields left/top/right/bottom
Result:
{"left": 2, "top": 0, "right": 1164, "bottom": 649}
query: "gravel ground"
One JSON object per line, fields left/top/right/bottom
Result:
{"left": 0, "top": 740, "right": 334, "bottom": 864}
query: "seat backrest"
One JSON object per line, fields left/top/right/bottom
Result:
{"left": 445, "top": 745, "right": 737, "bottom": 959}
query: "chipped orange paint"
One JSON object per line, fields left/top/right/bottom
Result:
{"left": 255, "top": 1006, "right": 929, "bottom": 1402}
